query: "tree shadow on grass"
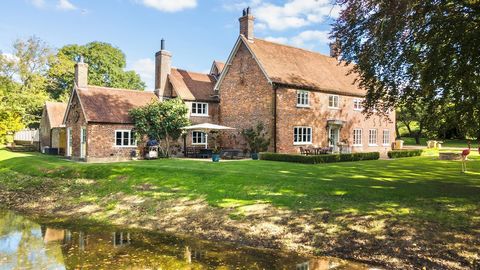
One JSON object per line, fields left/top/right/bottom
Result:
{"left": 1, "top": 150, "right": 479, "bottom": 269}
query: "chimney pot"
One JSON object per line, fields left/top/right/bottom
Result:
{"left": 161, "top": 39, "right": 165, "bottom": 51}
{"left": 239, "top": 7, "right": 255, "bottom": 41}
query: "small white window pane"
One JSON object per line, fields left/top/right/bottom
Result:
{"left": 116, "top": 131, "right": 122, "bottom": 146}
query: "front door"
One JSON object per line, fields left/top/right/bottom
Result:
{"left": 67, "top": 128, "right": 72, "bottom": 157}
{"left": 80, "top": 127, "right": 86, "bottom": 159}
{"left": 328, "top": 127, "right": 339, "bottom": 152}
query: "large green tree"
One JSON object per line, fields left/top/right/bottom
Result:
{"left": 0, "top": 37, "right": 52, "bottom": 143}
{"left": 47, "top": 41, "right": 145, "bottom": 100}
{"left": 332, "top": 0, "right": 480, "bottom": 137}
{"left": 129, "top": 98, "right": 190, "bottom": 157}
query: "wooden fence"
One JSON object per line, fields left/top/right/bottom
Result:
{"left": 13, "top": 129, "right": 39, "bottom": 143}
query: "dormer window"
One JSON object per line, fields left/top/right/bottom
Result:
{"left": 296, "top": 90, "right": 309, "bottom": 107}
{"left": 191, "top": 102, "right": 208, "bottom": 116}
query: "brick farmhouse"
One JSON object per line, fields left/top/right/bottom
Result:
{"left": 53, "top": 8, "right": 395, "bottom": 162}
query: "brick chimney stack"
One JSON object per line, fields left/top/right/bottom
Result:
{"left": 154, "top": 39, "right": 172, "bottom": 99}
{"left": 239, "top": 7, "right": 254, "bottom": 41}
{"left": 75, "top": 56, "right": 88, "bottom": 89}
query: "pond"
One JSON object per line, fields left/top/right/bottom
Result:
{"left": 0, "top": 209, "right": 371, "bottom": 269}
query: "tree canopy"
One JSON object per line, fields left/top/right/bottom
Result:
{"left": 0, "top": 37, "right": 146, "bottom": 143}
{"left": 332, "top": 0, "right": 480, "bottom": 137}
{"left": 129, "top": 98, "right": 190, "bottom": 157}
{"left": 47, "top": 41, "right": 145, "bottom": 100}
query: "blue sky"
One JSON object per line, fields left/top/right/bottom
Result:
{"left": 1, "top": 0, "right": 339, "bottom": 89}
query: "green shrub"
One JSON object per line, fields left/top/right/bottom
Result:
{"left": 259, "top": 152, "right": 380, "bottom": 164}
{"left": 387, "top": 149, "right": 423, "bottom": 158}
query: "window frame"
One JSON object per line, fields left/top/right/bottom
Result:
{"left": 296, "top": 90, "right": 310, "bottom": 108}
{"left": 328, "top": 95, "right": 340, "bottom": 109}
{"left": 192, "top": 131, "right": 207, "bottom": 145}
{"left": 368, "top": 129, "right": 378, "bottom": 146}
{"left": 293, "top": 126, "right": 312, "bottom": 145}
{"left": 191, "top": 102, "right": 209, "bottom": 117}
{"left": 353, "top": 129, "right": 363, "bottom": 146}
{"left": 383, "top": 129, "right": 391, "bottom": 146}
{"left": 353, "top": 98, "right": 363, "bottom": 111}
{"left": 114, "top": 129, "right": 137, "bottom": 148}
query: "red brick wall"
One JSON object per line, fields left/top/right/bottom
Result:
{"left": 276, "top": 87, "right": 396, "bottom": 156}
{"left": 39, "top": 108, "right": 50, "bottom": 149}
{"left": 64, "top": 92, "right": 87, "bottom": 159}
{"left": 87, "top": 123, "right": 137, "bottom": 162}
{"left": 216, "top": 41, "right": 396, "bottom": 156}
{"left": 218, "top": 42, "right": 275, "bottom": 151}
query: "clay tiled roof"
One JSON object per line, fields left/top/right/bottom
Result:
{"left": 213, "top": 61, "right": 225, "bottom": 74}
{"left": 45, "top": 101, "right": 67, "bottom": 128}
{"left": 77, "top": 86, "right": 157, "bottom": 123}
{"left": 245, "top": 37, "right": 365, "bottom": 96}
{"left": 169, "top": 68, "right": 217, "bottom": 102}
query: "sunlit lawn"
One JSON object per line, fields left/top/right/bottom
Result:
{"left": 0, "top": 148, "right": 479, "bottom": 230}
{"left": 401, "top": 137, "right": 471, "bottom": 148}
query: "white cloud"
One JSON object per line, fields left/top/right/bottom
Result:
{"left": 130, "top": 58, "right": 155, "bottom": 90}
{"left": 30, "top": 0, "right": 45, "bottom": 8}
{"left": 140, "top": 0, "right": 197, "bottom": 12}
{"left": 264, "top": 36, "right": 289, "bottom": 44}
{"left": 264, "top": 30, "right": 331, "bottom": 50}
{"left": 57, "top": 0, "right": 77, "bottom": 10}
{"left": 226, "top": 0, "right": 339, "bottom": 31}
{"left": 291, "top": 30, "right": 330, "bottom": 47}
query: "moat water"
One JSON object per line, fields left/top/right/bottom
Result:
{"left": 0, "top": 209, "right": 372, "bottom": 269}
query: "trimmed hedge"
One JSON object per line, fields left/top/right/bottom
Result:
{"left": 259, "top": 152, "right": 380, "bottom": 164}
{"left": 387, "top": 149, "right": 423, "bottom": 159}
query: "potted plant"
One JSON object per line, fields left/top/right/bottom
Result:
{"left": 242, "top": 123, "right": 270, "bottom": 160}
{"left": 210, "top": 131, "right": 221, "bottom": 162}
{"left": 212, "top": 146, "right": 221, "bottom": 162}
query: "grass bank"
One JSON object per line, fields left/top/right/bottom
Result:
{"left": 0, "top": 148, "right": 479, "bottom": 269}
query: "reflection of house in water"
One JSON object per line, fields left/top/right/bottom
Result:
{"left": 42, "top": 228, "right": 65, "bottom": 243}
{"left": 296, "top": 257, "right": 368, "bottom": 270}
{"left": 184, "top": 246, "right": 206, "bottom": 263}
{"left": 113, "top": 232, "right": 131, "bottom": 247}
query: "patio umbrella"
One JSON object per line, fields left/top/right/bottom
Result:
{"left": 182, "top": 123, "right": 235, "bottom": 149}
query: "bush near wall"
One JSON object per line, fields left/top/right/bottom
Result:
{"left": 259, "top": 152, "right": 380, "bottom": 164}
{"left": 387, "top": 149, "right": 423, "bottom": 159}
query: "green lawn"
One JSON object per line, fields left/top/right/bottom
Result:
{"left": 401, "top": 137, "right": 471, "bottom": 148}
{"left": 0, "top": 148, "right": 479, "bottom": 230}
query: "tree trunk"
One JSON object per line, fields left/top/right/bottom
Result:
{"left": 402, "top": 121, "right": 413, "bottom": 137}
{"left": 395, "top": 123, "right": 401, "bottom": 139}
{"left": 414, "top": 125, "right": 423, "bottom": 145}
{"left": 164, "top": 129, "right": 170, "bottom": 158}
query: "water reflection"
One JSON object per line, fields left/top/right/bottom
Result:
{"left": 0, "top": 209, "right": 371, "bottom": 269}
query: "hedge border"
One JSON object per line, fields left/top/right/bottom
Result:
{"left": 387, "top": 149, "right": 423, "bottom": 159}
{"left": 259, "top": 152, "right": 380, "bottom": 164}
